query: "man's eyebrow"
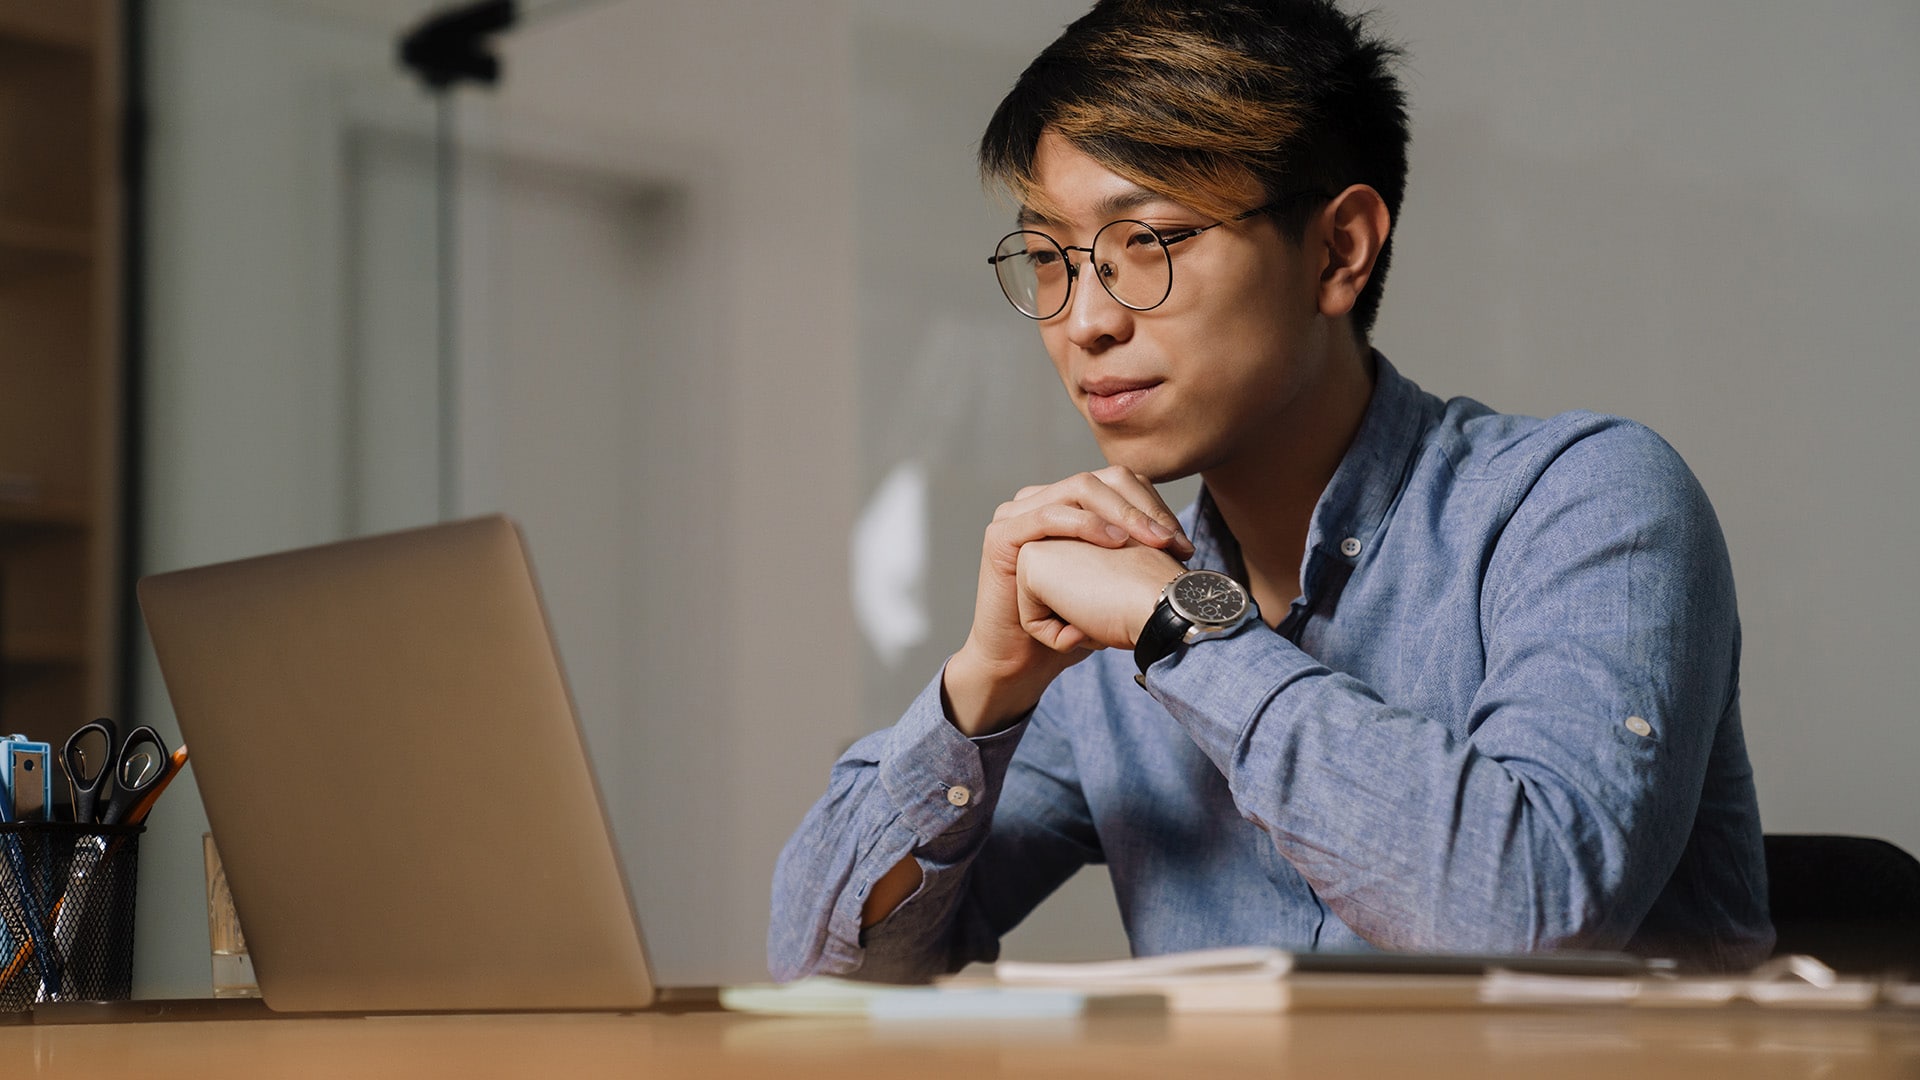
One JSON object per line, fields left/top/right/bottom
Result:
{"left": 1093, "top": 189, "right": 1173, "bottom": 218}
{"left": 1015, "top": 189, "right": 1180, "bottom": 229}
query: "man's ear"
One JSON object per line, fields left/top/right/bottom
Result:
{"left": 1315, "top": 184, "right": 1391, "bottom": 321}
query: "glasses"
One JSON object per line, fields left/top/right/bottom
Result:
{"left": 987, "top": 192, "right": 1327, "bottom": 320}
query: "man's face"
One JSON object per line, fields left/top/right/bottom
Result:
{"left": 1025, "top": 130, "right": 1333, "bottom": 483}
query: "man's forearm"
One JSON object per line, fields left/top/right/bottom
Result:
{"left": 940, "top": 647, "right": 1049, "bottom": 738}
{"left": 861, "top": 855, "right": 924, "bottom": 928}
{"left": 768, "top": 669, "right": 1035, "bottom": 982}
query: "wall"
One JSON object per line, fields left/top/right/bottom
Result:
{"left": 1371, "top": 1, "right": 1920, "bottom": 855}
{"left": 844, "top": 1, "right": 1920, "bottom": 962}
{"left": 135, "top": 0, "right": 425, "bottom": 998}
{"left": 132, "top": 0, "right": 1918, "bottom": 994}
{"left": 487, "top": 0, "right": 859, "bottom": 985}
{"left": 134, "top": 0, "right": 855, "bottom": 993}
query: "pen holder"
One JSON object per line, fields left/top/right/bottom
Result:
{"left": 0, "top": 822, "right": 142, "bottom": 1011}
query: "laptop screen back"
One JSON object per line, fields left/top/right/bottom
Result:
{"left": 138, "top": 515, "right": 655, "bottom": 1012}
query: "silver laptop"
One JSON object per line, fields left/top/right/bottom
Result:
{"left": 138, "top": 515, "right": 659, "bottom": 1013}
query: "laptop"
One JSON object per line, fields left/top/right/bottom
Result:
{"left": 137, "top": 515, "right": 666, "bottom": 1014}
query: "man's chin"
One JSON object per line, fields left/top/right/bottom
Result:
{"left": 1098, "top": 443, "right": 1202, "bottom": 486}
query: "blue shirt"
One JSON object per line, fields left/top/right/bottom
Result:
{"left": 770, "top": 355, "right": 1773, "bottom": 981}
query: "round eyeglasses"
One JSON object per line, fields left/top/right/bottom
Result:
{"left": 987, "top": 193, "right": 1327, "bottom": 320}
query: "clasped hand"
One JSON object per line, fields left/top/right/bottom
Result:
{"left": 942, "top": 466, "right": 1190, "bottom": 736}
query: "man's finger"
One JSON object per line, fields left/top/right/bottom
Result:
{"left": 983, "top": 506, "right": 1132, "bottom": 573}
{"left": 996, "top": 472, "right": 1192, "bottom": 555}
{"left": 1092, "top": 466, "right": 1193, "bottom": 555}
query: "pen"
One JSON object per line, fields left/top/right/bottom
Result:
{"left": 126, "top": 745, "right": 189, "bottom": 827}
{"left": 0, "top": 779, "right": 62, "bottom": 997}
{"left": 40, "top": 741, "right": 185, "bottom": 995}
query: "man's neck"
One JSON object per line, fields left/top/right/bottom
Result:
{"left": 1203, "top": 340, "right": 1376, "bottom": 622}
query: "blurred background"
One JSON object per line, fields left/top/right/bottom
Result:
{"left": 0, "top": 0, "right": 1914, "bottom": 995}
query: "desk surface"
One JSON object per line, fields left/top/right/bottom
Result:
{"left": 5, "top": 1005, "right": 1920, "bottom": 1079}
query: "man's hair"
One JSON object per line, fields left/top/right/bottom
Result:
{"left": 979, "top": 0, "right": 1409, "bottom": 338}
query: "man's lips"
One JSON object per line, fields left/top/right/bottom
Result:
{"left": 1080, "top": 378, "right": 1163, "bottom": 424}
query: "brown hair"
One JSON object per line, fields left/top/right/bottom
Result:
{"left": 980, "top": 0, "right": 1409, "bottom": 337}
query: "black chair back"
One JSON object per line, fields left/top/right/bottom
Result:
{"left": 1764, "top": 833, "right": 1920, "bottom": 974}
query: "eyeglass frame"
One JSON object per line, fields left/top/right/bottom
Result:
{"left": 987, "top": 190, "right": 1332, "bottom": 321}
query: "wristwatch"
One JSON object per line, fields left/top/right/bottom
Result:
{"left": 1133, "top": 568, "right": 1257, "bottom": 679}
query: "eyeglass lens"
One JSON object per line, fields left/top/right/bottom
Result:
{"left": 993, "top": 219, "right": 1175, "bottom": 320}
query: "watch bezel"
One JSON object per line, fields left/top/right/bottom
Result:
{"left": 1163, "top": 569, "right": 1253, "bottom": 636}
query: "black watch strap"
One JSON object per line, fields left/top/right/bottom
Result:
{"left": 1134, "top": 596, "right": 1191, "bottom": 676}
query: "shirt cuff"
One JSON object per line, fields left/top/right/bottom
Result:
{"left": 810, "top": 809, "right": 920, "bottom": 974}
{"left": 879, "top": 663, "right": 1030, "bottom": 857}
{"left": 1142, "top": 624, "right": 1321, "bottom": 778}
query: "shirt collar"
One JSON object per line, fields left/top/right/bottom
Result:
{"left": 1188, "top": 351, "right": 1431, "bottom": 593}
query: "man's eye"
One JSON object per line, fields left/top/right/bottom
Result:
{"left": 1026, "top": 249, "right": 1061, "bottom": 267}
{"left": 1124, "top": 229, "right": 1161, "bottom": 249}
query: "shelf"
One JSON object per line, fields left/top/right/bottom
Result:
{"left": 0, "top": 494, "right": 89, "bottom": 524}
{"left": 0, "top": 499, "right": 90, "bottom": 545}
{"left": 0, "top": 218, "right": 91, "bottom": 257}
{"left": 0, "top": 218, "right": 93, "bottom": 278}
{"left": 1, "top": 633, "right": 87, "bottom": 669}
{"left": 0, "top": 0, "right": 116, "bottom": 732}
{"left": 0, "top": 3, "right": 99, "bottom": 52}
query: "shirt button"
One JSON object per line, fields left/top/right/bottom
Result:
{"left": 1625, "top": 716, "right": 1653, "bottom": 737}
{"left": 1340, "top": 537, "right": 1362, "bottom": 557}
{"left": 946, "top": 785, "right": 972, "bottom": 807}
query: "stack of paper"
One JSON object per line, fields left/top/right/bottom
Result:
{"left": 725, "top": 951, "right": 1917, "bottom": 1019}
{"left": 1481, "top": 954, "right": 1892, "bottom": 1009}
{"left": 995, "top": 946, "right": 1485, "bottom": 1013}
{"left": 719, "top": 976, "right": 1163, "bottom": 1020}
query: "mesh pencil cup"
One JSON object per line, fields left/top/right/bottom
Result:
{"left": 0, "top": 822, "right": 142, "bottom": 1010}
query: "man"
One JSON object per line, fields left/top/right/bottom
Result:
{"left": 771, "top": 0, "right": 1773, "bottom": 981}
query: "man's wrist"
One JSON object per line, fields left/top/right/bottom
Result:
{"left": 1127, "top": 564, "right": 1186, "bottom": 646}
{"left": 1132, "top": 567, "right": 1256, "bottom": 678}
{"left": 940, "top": 647, "right": 1045, "bottom": 738}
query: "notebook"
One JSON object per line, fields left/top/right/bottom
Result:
{"left": 138, "top": 515, "right": 662, "bottom": 1013}
{"left": 992, "top": 946, "right": 1651, "bottom": 1013}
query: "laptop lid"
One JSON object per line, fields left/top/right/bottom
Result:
{"left": 137, "top": 515, "right": 656, "bottom": 1012}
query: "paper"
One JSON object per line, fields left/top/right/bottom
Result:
{"left": 995, "top": 947, "right": 1507, "bottom": 1013}
{"left": 996, "top": 945, "right": 1294, "bottom": 984}
{"left": 1481, "top": 954, "right": 1889, "bottom": 1010}
{"left": 733, "top": 952, "right": 1920, "bottom": 1020}
{"left": 719, "top": 976, "right": 1163, "bottom": 1020}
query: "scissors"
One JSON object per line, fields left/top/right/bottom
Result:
{"left": 62, "top": 720, "right": 175, "bottom": 826}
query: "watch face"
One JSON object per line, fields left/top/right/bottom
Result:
{"left": 1168, "top": 570, "right": 1248, "bottom": 627}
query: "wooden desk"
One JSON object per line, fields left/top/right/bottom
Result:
{"left": 4, "top": 1005, "right": 1919, "bottom": 1079}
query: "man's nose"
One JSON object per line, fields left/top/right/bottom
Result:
{"left": 1062, "top": 258, "right": 1133, "bottom": 350}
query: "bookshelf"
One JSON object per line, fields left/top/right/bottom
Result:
{"left": 0, "top": 0, "right": 122, "bottom": 745}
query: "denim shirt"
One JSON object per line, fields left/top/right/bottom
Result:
{"left": 770, "top": 355, "right": 1774, "bottom": 981}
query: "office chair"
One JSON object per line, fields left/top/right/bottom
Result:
{"left": 1764, "top": 833, "right": 1920, "bottom": 974}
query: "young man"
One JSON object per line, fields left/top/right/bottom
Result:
{"left": 771, "top": 0, "right": 1773, "bottom": 980}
